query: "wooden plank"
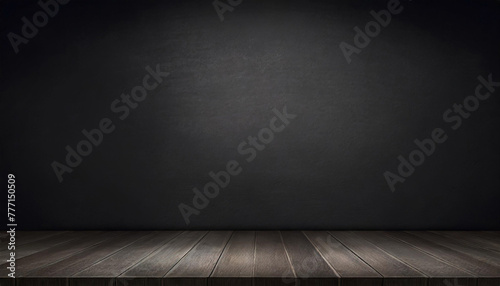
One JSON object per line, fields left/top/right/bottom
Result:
{"left": 120, "top": 231, "right": 207, "bottom": 278}
{"left": 484, "top": 232, "right": 500, "bottom": 239}
{"left": 14, "top": 231, "right": 120, "bottom": 277}
{"left": 304, "top": 231, "right": 382, "bottom": 286}
{"left": 0, "top": 231, "right": 104, "bottom": 278}
{"left": 15, "top": 231, "right": 67, "bottom": 246}
{"left": 74, "top": 231, "right": 182, "bottom": 278}
{"left": 386, "top": 231, "right": 500, "bottom": 277}
{"left": 304, "top": 231, "right": 381, "bottom": 278}
{"left": 253, "top": 231, "right": 294, "bottom": 286}
{"left": 3, "top": 232, "right": 64, "bottom": 281}
{"left": 472, "top": 232, "right": 500, "bottom": 246}
{"left": 330, "top": 231, "right": 427, "bottom": 286}
{"left": 280, "top": 231, "right": 338, "bottom": 286}
{"left": 164, "top": 231, "right": 232, "bottom": 286}
{"left": 1, "top": 230, "right": 499, "bottom": 285}
{"left": 432, "top": 231, "right": 500, "bottom": 252}
{"left": 409, "top": 231, "right": 500, "bottom": 267}
{"left": 329, "top": 231, "right": 425, "bottom": 279}
{"left": 0, "top": 231, "right": 84, "bottom": 261}
{"left": 210, "top": 231, "right": 255, "bottom": 286}
{"left": 458, "top": 231, "right": 500, "bottom": 241}
{"left": 357, "top": 231, "right": 475, "bottom": 286}
{"left": 26, "top": 231, "right": 151, "bottom": 277}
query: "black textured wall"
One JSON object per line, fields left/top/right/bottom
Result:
{"left": 1, "top": 0, "right": 499, "bottom": 230}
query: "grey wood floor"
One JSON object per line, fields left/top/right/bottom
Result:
{"left": 1, "top": 231, "right": 499, "bottom": 286}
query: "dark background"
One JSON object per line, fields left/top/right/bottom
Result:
{"left": 1, "top": 0, "right": 499, "bottom": 230}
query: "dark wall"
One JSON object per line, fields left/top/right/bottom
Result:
{"left": 1, "top": 0, "right": 499, "bottom": 230}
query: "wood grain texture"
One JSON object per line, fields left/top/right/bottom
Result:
{"left": 121, "top": 231, "right": 207, "bottom": 278}
{"left": 74, "top": 231, "right": 182, "bottom": 277}
{"left": 0, "top": 232, "right": 109, "bottom": 278}
{"left": 2, "top": 231, "right": 500, "bottom": 286}
{"left": 281, "top": 231, "right": 338, "bottom": 286}
{"left": 304, "top": 231, "right": 380, "bottom": 278}
{"left": 253, "top": 231, "right": 294, "bottom": 286}
{"left": 0, "top": 231, "right": 84, "bottom": 261}
{"left": 329, "top": 231, "right": 426, "bottom": 279}
{"left": 432, "top": 231, "right": 500, "bottom": 252}
{"left": 358, "top": 231, "right": 473, "bottom": 278}
{"left": 16, "top": 232, "right": 122, "bottom": 277}
{"left": 15, "top": 232, "right": 67, "bottom": 246}
{"left": 164, "top": 231, "right": 232, "bottom": 286}
{"left": 0, "top": 232, "right": 66, "bottom": 264}
{"left": 409, "top": 231, "right": 500, "bottom": 267}
{"left": 210, "top": 231, "right": 255, "bottom": 286}
{"left": 27, "top": 231, "right": 151, "bottom": 277}
{"left": 386, "top": 231, "right": 500, "bottom": 276}
{"left": 484, "top": 232, "right": 500, "bottom": 239}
